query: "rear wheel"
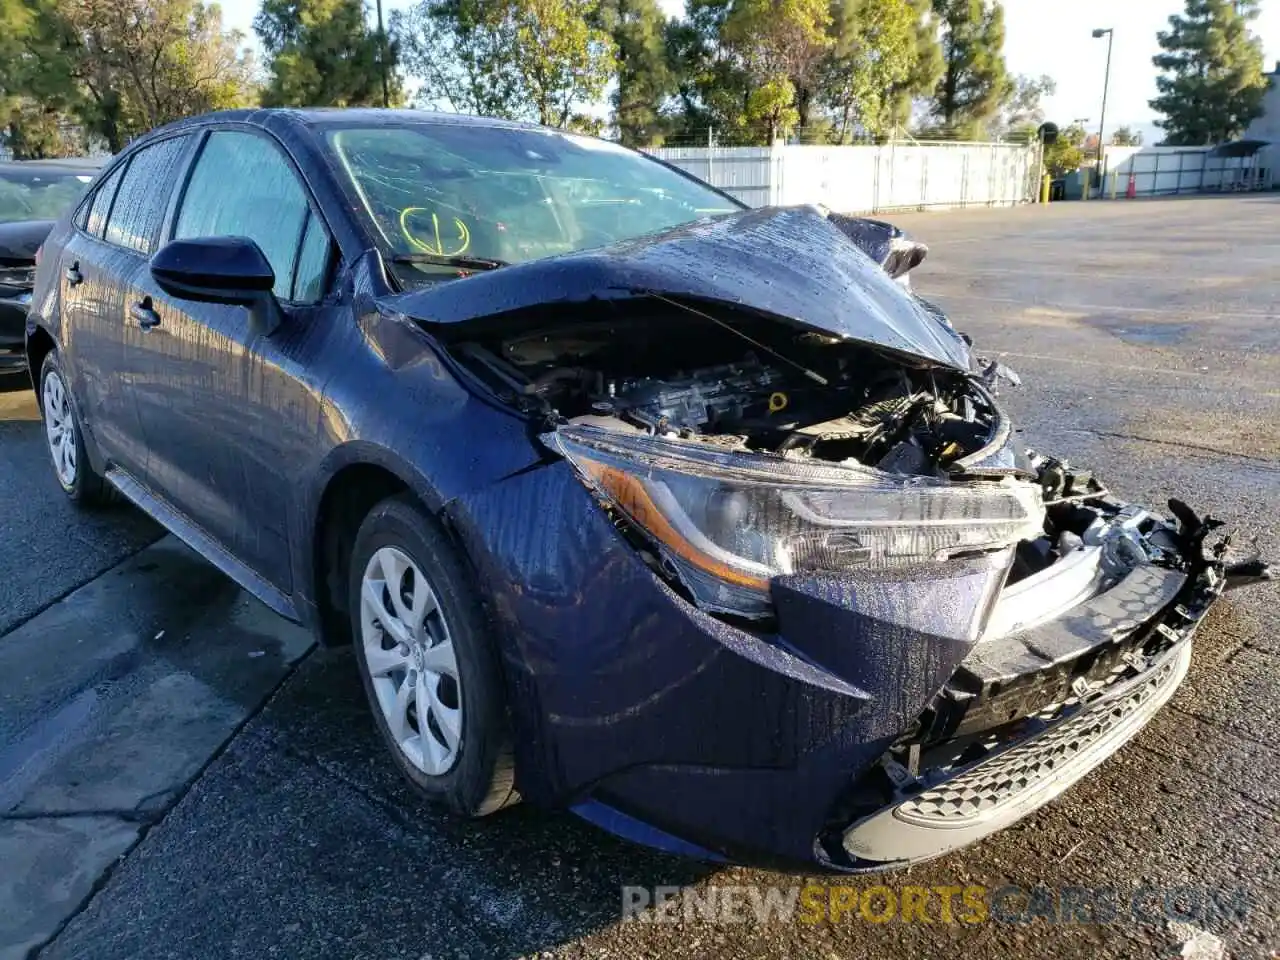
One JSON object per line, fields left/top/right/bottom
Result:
{"left": 348, "top": 494, "right": 517, "bottom": 816}
{"left": 39, "top": 351, "right": 109, "bottom": 505}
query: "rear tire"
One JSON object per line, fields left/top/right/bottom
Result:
{"left": 39, "top": 351, "right": 109, "bottom": 506}
{"left": 348, "top": 494, "right": 517, "bottom": 816}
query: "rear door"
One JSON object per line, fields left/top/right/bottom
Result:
{"left": 125, "top": 128, "right": 336, "bottom": 591}
{"left": 57, "top": 138, "right": 191, "bottom": 476}
{"left": 57, "top": 163, "right": 126, "bottom": 446}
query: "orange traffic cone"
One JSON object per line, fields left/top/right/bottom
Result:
{"left": 1126, "top": 172, "right": 1137, "bottom": 199}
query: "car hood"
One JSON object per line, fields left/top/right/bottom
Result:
{"left": 0, "top": 219, "right": 54, "bottom": 262}
{"left": 381, "top": 205, "right": 972, "bottom": 371}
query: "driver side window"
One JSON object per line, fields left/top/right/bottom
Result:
{"left": 174, "top": 131, "right": 331, "bottom": 303}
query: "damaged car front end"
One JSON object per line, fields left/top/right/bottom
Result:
{"left": 406, "top": 204, "right": 1269, "bottom": 871}
{"left": 29, "top": 112, "right": 1269, "bottom": 876}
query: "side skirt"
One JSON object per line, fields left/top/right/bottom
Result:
{"left": 105, "top": 466, "right": 300, "bottom": 623}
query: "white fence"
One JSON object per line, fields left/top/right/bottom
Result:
{"left": 1099, "top": 144, "right": 1276, "bottom": 196}
{"left": 648, "top": 141, "right": 1042, "bottom": 213}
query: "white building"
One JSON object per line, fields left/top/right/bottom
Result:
{"left": 1244, "top": 61, "right": 1280, "bottom": 143}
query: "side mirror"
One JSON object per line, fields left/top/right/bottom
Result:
{"left": 151, "top": 237, "right": 282, "bottom": 336}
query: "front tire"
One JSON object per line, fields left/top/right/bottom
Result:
{"left": 348, "top": 494, "right": 517, "bottom": 816}
{"left": 39, "top": 351, "right": 109, "bottom": 505}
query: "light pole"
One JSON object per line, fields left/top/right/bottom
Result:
{"left": 1092, "top": 28, "right": 1114, "bottom": 193}
{"left": 376, "top": 0, "right": 391, "bottom": 108}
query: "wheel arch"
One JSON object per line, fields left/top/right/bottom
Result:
{"left": 305, "top": 442, "right": 470, "bottom": 649}
{"left": 25, "top": 325, "right": 57, "bottom": 404}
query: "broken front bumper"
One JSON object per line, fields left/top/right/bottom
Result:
{"left": 831, "top": 498, "right": 1237, "bottom": 871}
{"left": 842, "top": 635, "right": 1194, "bottom": 866}
{"left": 449, "top": 456, "right": 1264, "bottom": 872}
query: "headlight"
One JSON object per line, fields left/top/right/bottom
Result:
{"left": 548, "top": 426, "right": 1045, "bottom": 617}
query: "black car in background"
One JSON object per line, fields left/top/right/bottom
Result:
{"left": 0, "top": 158, "right": 104, "bottom": 379}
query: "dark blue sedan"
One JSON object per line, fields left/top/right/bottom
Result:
{"left": 24, "top": 109, "right": 1264, "bottom": 872}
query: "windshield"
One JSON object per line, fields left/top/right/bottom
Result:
{"left": 0, "top": 167, "right": 96, "bottom": 225}
{"left": 326, "top": 124, "right": 740, "bottom": 282}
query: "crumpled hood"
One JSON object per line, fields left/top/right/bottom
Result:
{"left": 382, "top": 205, "right": 973, "bottom": 371}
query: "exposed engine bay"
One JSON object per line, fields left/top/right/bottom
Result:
{"left": 425, "top": 210, "right": 1269, "bottom": 611}
{"left": 448, "top": 300, "right": 1273, "bottom": 603}
{"left": 452, "top": 302, "right": 1000, "bottom": 480}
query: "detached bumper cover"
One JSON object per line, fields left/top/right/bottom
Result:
{"left": 842, "top": 638, "right": 1192, "bottom": 865}
{"left": 830, "top": 497, "right": 1245, "bottom": 870}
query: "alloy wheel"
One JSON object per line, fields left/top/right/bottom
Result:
{"left": 359, "top": 545, "right": 463, "bottom": 776}
{"left": 43, "top": 370, "right": 78, "bottom": 488}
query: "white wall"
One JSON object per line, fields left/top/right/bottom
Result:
{"left": 648, "top": 146, "right": 779, "bottom": 207}
{"left": 1100, "top": 144, "right": 1275, "bottom": 195}
{"left": 648, "top": 142, "right": 1041, "bottom": 213}
{"left": 1244, "top": 68, "right": 1280, "bottom": 144}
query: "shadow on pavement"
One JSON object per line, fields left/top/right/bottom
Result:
{"left": 41, "top": 647, "right": 718, "bottom": 960}
{"left": 0, "top": 402, "right": 162, "bottom": 637}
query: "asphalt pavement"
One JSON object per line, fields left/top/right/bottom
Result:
{"left": 2, "top": 196, "right": 1277, "bottom": 960}
{"left": 0, "top": 386, "right": 159, "bottom": 636}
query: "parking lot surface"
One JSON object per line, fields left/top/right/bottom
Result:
{"left": 2, "top": 196, "right": 1277, "bottom": 959}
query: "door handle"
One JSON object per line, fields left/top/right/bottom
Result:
{"left": 131, "top": 298, "right": 161, "bottom": 331}
{"left": 65, "top": 261, "right": 83, "bottom": 286}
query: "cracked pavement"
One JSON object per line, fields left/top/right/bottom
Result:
{"left": 1, "top": 196, "right": 1277, "bottom": 959}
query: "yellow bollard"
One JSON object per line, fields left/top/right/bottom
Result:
{"left": 1109, "top": 172, "right": 1119, "bottom": 199}
{"left": 1040, "top": 173, "right": 1052, "bottom": 203}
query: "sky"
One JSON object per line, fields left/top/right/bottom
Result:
{"left": 219, "top": 0, "right": 1280, "bottom": 141}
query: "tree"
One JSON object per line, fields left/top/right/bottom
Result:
{"left": 1042, "top": 121, "right": 1084, "bottom": 177}
{"left": 512, "top": 0, "right": 616, "bottom": 126}
{"left": 663, "top": 0, "right": 750, "bottom": 142}
{"left": 887, "top": 0, "right": 943, "bottom": 129}
{"left": 1149, "top": 0, "right": 1267, "bottom": 145}
{"left": 822, "top": 0, "right": 920, "bottom": 141}
{"left": 1110, "top": 125, "right": 1142, "bottom": 146}
{"left": 1, "top": 0, "right": 79, "bottom": 157}
{"left": 929, "top": 0, "right": 1011, "bottom": 138}
{"left": 720, "top": 0, "right": 830, "bottom": 140}
{"left": 665, "top": 0, "right": 929, "bottom": 145}
{"left": 3, "top": 102, "right": 86, "bottom": 158}
{"left": 1000, "top": 73, "right": 1054, "bottom": 131}
{"left": 80, "top": 0, "right": 257, "bottom": 148}
{"left": 598, "top": 0, "right": 674, "bottom": 146}
{"left": 394, "top": 0, "right": 521, "bottom": 117}
{"left": 2, "top": 0, "right": 255, "bottom": 154}
{"left": 256, "top": 0, "right": 397, "bottom": 107}
{"left": 395, "top": 0, "right": 614, "bottom": 127}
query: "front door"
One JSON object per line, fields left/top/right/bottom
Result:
{"left": 125, "top": 129, "right": 336, "bottom": 592}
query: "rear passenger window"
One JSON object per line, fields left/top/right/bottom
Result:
{"left": 103, "top": 137, "right": 189, "bottom": 254}
{"left": 175, "top": 131, "right": 330, "bottom": 303}
{"left": 85, "top": 165, "right": 124, "bottom": 238}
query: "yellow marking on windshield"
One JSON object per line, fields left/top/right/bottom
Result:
{"left": 399, "top": 207, "right": 471, "bottom": 257}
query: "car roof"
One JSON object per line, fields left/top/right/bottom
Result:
{"left": 134, "top": 108, "right": 550, "bottom": 148}
{"left": 270, "top": 107, "right": 544, "bottom": 131}
{"left": 0, "top": 157, "right": 108, "bottom": 175}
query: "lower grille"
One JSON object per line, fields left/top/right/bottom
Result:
{"left": 895, "top": 648, "right": 1185, "bottom": 826}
